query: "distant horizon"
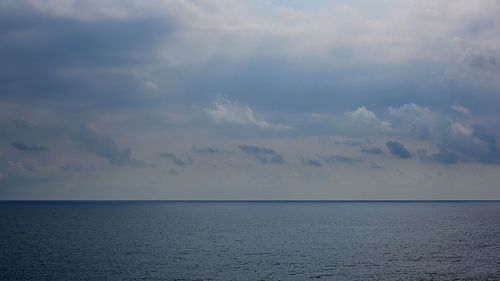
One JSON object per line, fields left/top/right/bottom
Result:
{"left": 2, "top": 199, "right": 500, "bottom": 202}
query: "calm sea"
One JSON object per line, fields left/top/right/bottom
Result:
{"left": 1, "top": 201, "right": 500, "bottom": 280}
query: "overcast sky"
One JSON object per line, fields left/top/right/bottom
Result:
{"left": 1, "top": 0, "right": 500, "bottom": 199}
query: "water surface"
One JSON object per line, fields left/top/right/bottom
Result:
{"left": 1, "top": 201, "right": 500, "bottom": 280}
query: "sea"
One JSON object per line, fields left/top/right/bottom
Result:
{"left": 1, "top": 201, "right": 500, "bottom": 280}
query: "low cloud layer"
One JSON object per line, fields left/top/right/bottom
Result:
{"left": 11, "top": 141, "right": 47, "bottom": 152}
{"left": 161, "top": 153, "right": 186, "bottom": 166}
{"left": 192, "top": 146, "right": 220, "bottom": 154}
{"left": 300, "top": 157, "right": 323, "bottom": 167}
{"left": 322, "top": 155, "right": 363, "bottom": 165}
{"left": 70, "top": 127, "right": 145, "bottom": 166}
{"left": 239, "top": 145, "right": 285, "bottom": 164}
{"left": 361, "top": 147, "right": 384, "bottom": 155}
{"left": 11, "top": 119, "right": 32, "bottom": 129}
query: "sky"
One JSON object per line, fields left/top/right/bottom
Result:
{"left": 1, "top": 0, "right": 500, "bottom": 200}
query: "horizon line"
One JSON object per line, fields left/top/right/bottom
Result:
{"left": 1, "top": 199, "right": 500, "bottom": 203}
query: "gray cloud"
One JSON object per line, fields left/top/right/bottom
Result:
{"left": 0, "top": 4, "right": 170, "bottom": 110}
{"left": 386, "top": 141, "right": 412, "bottom": 159}
{"left": 455, "top": 39, "right": 500, "bottom": 74}
{"left": 322, "top": 155, "right": 362, "bottom": 165}
{"left": 70, "top": 127, "right": 145, "bottom": 166}
{"left": 239, "top": 145, "right": 285, "bottom": 164}
{"left": 192, "top": 146, "right": 220, "bottom": 154}
{"left": 387, "top": 104, "right": 439, "bottom": 140}
{"left": 160, "top": 153, "right": 186, "bottom": 166}
{"left": 11, "top": 119, "right": 31, "bottom": 129}
{"left": 334, "top": 139, "right": 366, "bottom": 147}
{"left": 10, "top": 141, "right": 47, "bottom": 152}
{"left": 361, "top": 147, "right": 383, "bottom": 155}
{"left": 469, "top": 54, "right": 500, "bottom": 73}
{"left": 370, "top": 161, "right": 382, "bottom": 169}
{"left": 429, "top": 148, "right": 460, "bottom": 165}
{"left": 300, "top": 157, "right": 323, "bottom": 167}
{"left": 406, "top": 122, "right": 500, "bottom": 165}
{"left": 443, "top": 125, "right": 500, "bottom": 164}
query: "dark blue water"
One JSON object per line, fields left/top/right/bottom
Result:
{"left": 1, "top": 201, "right": 500, "bottom": 280}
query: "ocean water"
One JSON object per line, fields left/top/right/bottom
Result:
{"left": 1, "top": 201, "right": 500, "bottom": 281}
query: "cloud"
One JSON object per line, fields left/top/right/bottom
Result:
{"left": 345, "top": 106, "right": 392, "bottom": 132}
{"left": 300, "top": 157, "right": 322, "bottom": 167}
{"left": 387, "top": 104, "right": 439, "bottom": 139}
{"left": 321, "top": 155, "right": 362, "bottom": 165}
{"left": 1, "top": 159, "right": 60, "bottom": 181}
{"left": 456, "top": 125, "right": 500, "bottom": 164}
{"left": 10, "top": 141, "right": 47, "bottom": 152}
{"left": 423, "top": 124, "right": 500, "bottom": 165}
{"left": 70, "top": 127, "right": 145, "bottom": 166}
{"left": 192, "top": 146, "right": 220, "bottom": 154}
{"left": 160, "top": 153, "right": 186, "bottom": 166}
{"left": 11, "top": 119, "right": 32, "bottom": 129}
{"left": 450, "top": 105, "right": 470, "bottom": 115}
{"left": 239, "top": 145, "right": 285, "bottom": 164}
{"left": 449, "top": 122, "right": 473, "bottom": 137}
{"left": 450, "top": 37, "right": 500, "bottom": 92}
{"left": 361, "top": 147, "right": 383, "bottom": 155}
{"left": 386, "top": 141, "right": 412, "bottom": 159}
{"left": 334, "top": 139, "right": 366, "bottom": 147}
{"left": 0, "top": 2, "right": 169, "bottom": 108}
{"left": 429, "top": 148, "right": 460, "bottom": 165}
{"left": 370, "top": 161, "right": 382, "bottom": 169}
{"left": 205, "top": 98, "right": 290, "bottom": 129}
{"left": 454, "top": 38, "right": 500, "bottom": 74}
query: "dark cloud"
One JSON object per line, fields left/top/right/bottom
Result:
{"left": 239, "top": 145, "right": 285, "bottom": 164}
{"left": 429, "top": 148, "right": 460, "bottom": 165}
{"left": 61, "top": 164, "right": 98, "bottom": 172}
{"left": 10, "top": 141, "right": 46, "bottom": 152}
{"left": 11, "top": 119, "right": 31, "bottom": 129}
{"left": 334, "top": 139, "right": 365, "bottom": 146}
{"left": 0, "top": 7, "right": 171, "bottom": 108}
{"left": 70, "top": 127, "right": 146, "bottom": 166}
{"left": 300, "top": 157, "right": 322, "bottom": 167}
{"left": 192, "top": 146, "right": 220, "bottom": 154}
{"left": 361, "top": 147, "right": 383, "bottom": 155}
{"left": 411, "top": 125, "right": 500, "bottom": 165}
{"left": 161, "top": 153, "right": 186, "bottom": 166}
{"left": 438, "top": 126, "right": 500, "bottom": 164}
{"left": 473, "top": 126, "right": 498, "bottom": 147}
{"left": 386, "top": 141, "right": 412, "bottom": 159}
{"left": 322, "top": 155, "right": 362, "bottom": 165}
{"left": 465, "top": 52, "right": 500, "bottom": 74}
{"left": 468, "top": 126, "right": 500, "bottom": 164}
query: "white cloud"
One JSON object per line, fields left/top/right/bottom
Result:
{"left": 345, "top": 106, "right": 392, "bottom": 131}
{"left": 449, "top": 122, "right": 473, "bottom": 137}
{"left": 205, "top": 98, "right": 290, "bottom": 129}
{"left": 450, "top": 105, "right": 470, "bottom": 114}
